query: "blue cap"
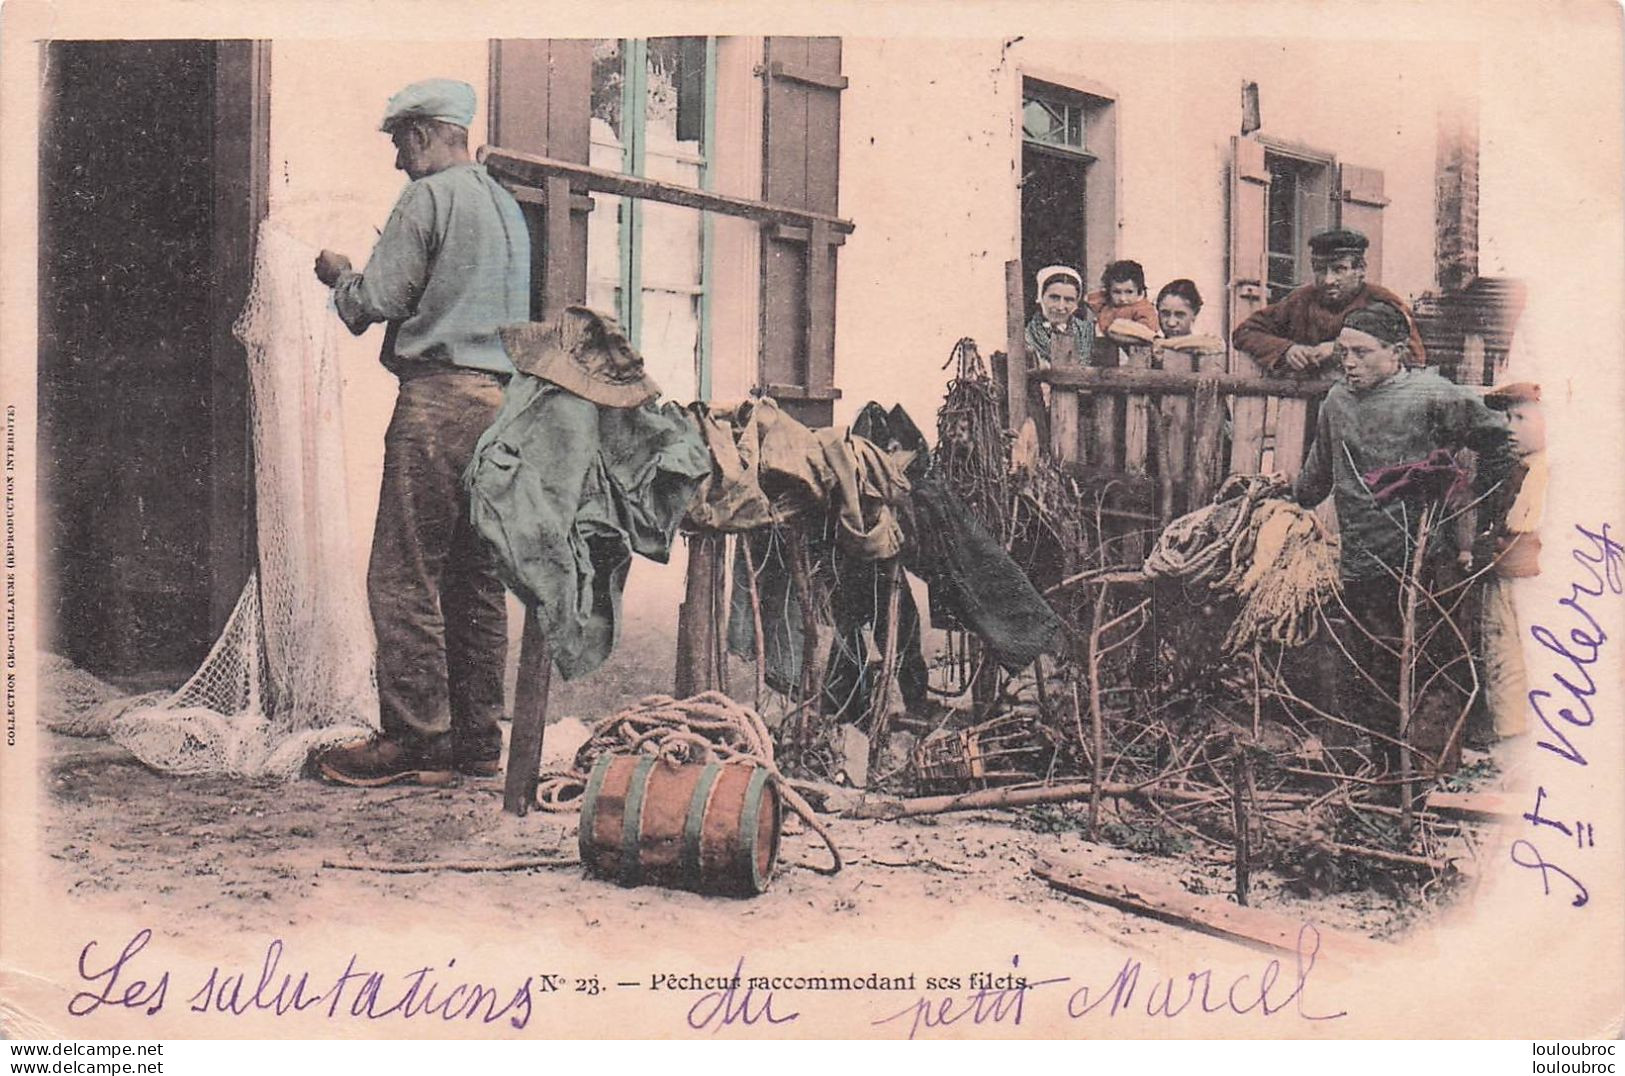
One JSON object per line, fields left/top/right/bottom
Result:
{"left": 380, "top": 78, "right": 476, "bottom": 132}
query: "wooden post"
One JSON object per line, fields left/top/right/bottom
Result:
{"left": 787, "top": 531, "right": 826, "bottom": 759}
{"left": 1232, "top": 750, "right": 1252, "bottom": 906}
{"left": 1156, "top": 344, "right": 1206, "bottom": 518}
{"left": 1397, "top": 505, "right": 1435, "bottom": 840}
{"left": 1086, "top": 580, "right": 1110, "bottom": 839}
{"left": 1004, "top": 260, "right": 1029, "bottom": 433}
{"left": 542, "top": 176, "right": 573, "bottom": 319}
{"left": 504, "top": 610, "right": 553, "bottom": 816}
{"left": 866, "top": 560, "right": 903, "bottom": 783}
{"left": 503, "top": 169, "right": 574, "bottom": 816}
{"left": 675, "top": 532, "right": 721, "bottom": 697}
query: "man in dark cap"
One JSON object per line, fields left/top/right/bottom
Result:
{"left": 312, "top": 78, "right": 531, "bottom": 786}
{"left": 1294, "top": 301, "right": 1514, "bottom": 783}
{"left": 1233, "top": 228, "right": 1426, "bottom": 374}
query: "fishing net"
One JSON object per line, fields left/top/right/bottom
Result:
{"left": 103, "top": 221, "right": 378, "bottom": 778}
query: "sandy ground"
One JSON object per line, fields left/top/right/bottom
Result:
{"left": 40, "top": 727, "right": 1462, "bottom": 947}
{"left": 19, "top": 633, "right": 1519, "bottom": 1039}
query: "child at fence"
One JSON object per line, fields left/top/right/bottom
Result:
{"left": 1153, "top": 278, "right": 1225, "bottom": 353}
{"left": 1086, "top": 260, "right": 1160, "bottom": 345}
{"left": 1472, "top": 381, "right": 1546, "bottom": 744}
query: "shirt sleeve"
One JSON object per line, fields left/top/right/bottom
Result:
{"left": 1131, "top": 299, "right": 1160, "bottom": 333}
{"left": 332, "top": 182, "right": 436, "bottom": 335}
{"left": 1294, "top": 404, "right": 1335, "bottom": 509}
{"left": 1231, "top": 295, "right": 1298, "bottom": 373}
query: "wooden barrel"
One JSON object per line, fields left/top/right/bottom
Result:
{"left": 578, "top": 755, "right": 781, "bottom": 897}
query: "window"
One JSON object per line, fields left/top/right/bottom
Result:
{"left": 587, "top": 37, "right": 717, "bottom": 400}
{"left": 490, "top": 36, "right": 846, "bottom": 422}
{"left": 1019, "top": 78, "right": 1115, "bottom": 311}
{"left": 1022, "top": 93, "right": 1087, "bottom": 154}
{"left": 1263, "top": 149, "right": 1336, "bottom": 303}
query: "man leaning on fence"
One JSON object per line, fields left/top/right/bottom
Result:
{"left": 311, "top": 78, "right": 532, "bottom": 787}
{"left": 1233, "top": 229, "right": 1426, "bottom": 375}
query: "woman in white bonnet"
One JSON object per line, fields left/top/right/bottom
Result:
{"left": 1024, "top": 264, "right": 1097, "bottom": 370}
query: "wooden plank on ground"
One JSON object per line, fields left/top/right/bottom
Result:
{"left": 1427, "top": 790, "right": 1520, "bottom": 822}
{"left": 1035, "top": 856, "right": 1391, "bottom": 961}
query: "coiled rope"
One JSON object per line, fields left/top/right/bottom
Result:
{"left": 536, "top": 691, "right": 843, "bottom": 874}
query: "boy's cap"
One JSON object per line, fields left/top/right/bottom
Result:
{"left": 1484, "top": 381, "right": 1541, "bottom": 409}
{"left": 1341, "top": 300, "right": 1410, "bottom": 344}
{"left": 1308, "top": 229, "right": 1370, "bottom": 258}
{"left": 500, "top": 306, "right": 661, "bottom": 409}
{"left": 381, "top": 79, "right": 477, "bottom": 132}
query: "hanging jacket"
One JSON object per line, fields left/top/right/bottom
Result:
{"left": 464, "top": 374, "right": 711, "bottom": 679}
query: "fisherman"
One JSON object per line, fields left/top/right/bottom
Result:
{"left": 1233, "top": 229, "right": 1426, "bottom": 374}
{"left": 312, "top": 78, "right": 531, "bottom": 786}
{"left": 1294, "top": 301, "right": 1515, "bottom": 780}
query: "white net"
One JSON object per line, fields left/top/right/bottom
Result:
{"left": 107, "top": 221, "right": 379, "bottom": 778}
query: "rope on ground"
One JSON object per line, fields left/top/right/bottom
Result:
{"left": 535, "top": 690, "right": 843, "bottom": 875}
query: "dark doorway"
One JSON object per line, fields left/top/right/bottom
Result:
{"left": 39, "top": 40, "right": 264, "bottom": 683}
{"left": 1020, "top": 144, "right": 1088, "bottom": 311}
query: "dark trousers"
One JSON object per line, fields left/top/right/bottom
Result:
{"left": 1335, "top": 574, "right": 1468, "bottom": 776}
{"left": 369, "top": 368, "right": 508, "bottom": 758}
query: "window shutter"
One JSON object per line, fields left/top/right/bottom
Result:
{"left": 1338, "top": 163, "right": 1388, "bottom": 280}
{"left": 1227, "top": 135, "right": 1271, "bottom": 362}
{"left": 1227, "top": 135, "right": 1272, "bottom": 474}
{"left": 760, "top": 36, "right": 846, "bottom": 427}
{"left": 489, "top": 40, "right": 593, "bottom": 317}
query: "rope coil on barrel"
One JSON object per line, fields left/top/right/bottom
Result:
{"left": 538, "top": 691, "right": 843, "bottom": 875}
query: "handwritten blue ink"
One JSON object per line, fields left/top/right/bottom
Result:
{"left": 69, "top": 928, "right": 170, "bottom": 1017}
{"left": 187, "top": 939, "right": 324, "bottom": 1016}
{"left": 686, "top": 958, "right": 800, "bottom": 1033}
{"left": 1065, "top": 924, "right": 1346, "bottom": 1022}
{"left": 1528, "top": 522, "right": 1624, "bottom": 767}
{"left": 872, "top": 955, "right": 1068, "bottom": 1039}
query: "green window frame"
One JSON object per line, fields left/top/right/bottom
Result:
{"left": 594, "top": 37, "right": 719, "bottom": 398}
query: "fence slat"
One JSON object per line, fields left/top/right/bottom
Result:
{"left": 1157, "top": 346, "right": 1196, "bottom": 517}
{"left": 1190, "top": 375, "right": 1226, "bottom": 507}
{"left": 1274, "top": 397, "right": 1310, "bottom": 479}
{"left": 1051, "top": 388, "right": 1081, "bottom": 464}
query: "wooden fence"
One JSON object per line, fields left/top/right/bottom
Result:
{"left": 1004, "top": 264, "right": 1337, "bottom": 558}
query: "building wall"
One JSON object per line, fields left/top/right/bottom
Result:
{"left": 266, "top": 41, "right": 491, "bottom": 570}
{"left": 254, "top": 34, "right": 1511, "bottom": 703}
{"left": 265, "top": 42, "right": 692, "bottom": 713}
{"left": 831, "top": 35, "right": 1476, "bottom": 433}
